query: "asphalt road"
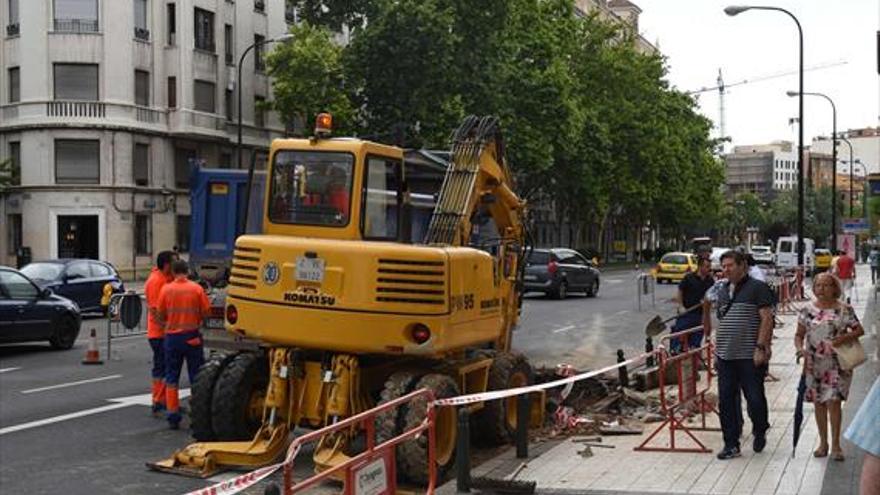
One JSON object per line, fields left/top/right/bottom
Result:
{"left": 0, "top": 268, "right": 679, "bottom": 494}
{"left": 515, "top": 267, "right": 679, "bottom": 370}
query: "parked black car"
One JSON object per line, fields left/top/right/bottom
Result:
{"left": 0, "top": 267, "right": 82, "bottom": 349}
{"left": 21, "top": 259, "right": 124, "bottom": 314}
{"left": 523, "top": 248, "right": 600, "bottom": 299}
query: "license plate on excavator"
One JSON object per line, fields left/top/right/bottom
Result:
{"left": 295, "top": 256, "right": 325, "bottom": 282}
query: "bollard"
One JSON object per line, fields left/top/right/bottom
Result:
{"left": 645, "top": 337, "right": 655, "bottom": 367}
{"left": 516, "top": 394, "right": 530, "bottom": 459}
{"left": 456, "top": 407, "right": 471, "bottom": 493}
{"left": 617, "top": 349, "right": 629, "bottom": 388}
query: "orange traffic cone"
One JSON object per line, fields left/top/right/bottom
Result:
{"left": 82, "top": 328, "right": 103, "bottom": 365}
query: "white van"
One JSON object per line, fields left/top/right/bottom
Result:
{"left": 775, "top": 236, "right": 815, "bottom": 273}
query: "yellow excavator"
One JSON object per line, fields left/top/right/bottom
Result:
{"left": 149, "top": 115, "right": 537, "bottom": 483}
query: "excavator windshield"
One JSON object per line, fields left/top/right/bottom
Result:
{"left": 268, "top": 150, "right": 354, "bottom": 227}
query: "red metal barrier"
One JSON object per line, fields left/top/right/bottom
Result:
{"left": 281, "top": 388, "right": 437, "bottom": 495}
{"left": 634, "top": 326, "right": 720, "bottom": 454}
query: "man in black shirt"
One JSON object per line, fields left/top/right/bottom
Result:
{"left": 671, "top": 257, "right": 714, "bottom": 353}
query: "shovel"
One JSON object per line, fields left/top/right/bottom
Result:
{"left": 645, "top": 303, "right": 702, "bottom": 337}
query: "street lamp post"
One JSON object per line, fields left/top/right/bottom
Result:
{"left": 787, "top": 91, "right": 836, "bottom": 250}
{"left": 726, "top": 5, "right": 805, "bottom": 268}
{"left": 838, "top": 136, "right": 856, "bottom": 217}
{"left": 236, "top": 33, "right": 294, "bottom": 237}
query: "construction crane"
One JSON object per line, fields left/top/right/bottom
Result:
{"left": 688, "top": 60, "right": 847, "bottom": 149}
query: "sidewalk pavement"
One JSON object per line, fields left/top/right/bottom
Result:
{"left": 442, "top": 265, "right": 879, "bottom": 495}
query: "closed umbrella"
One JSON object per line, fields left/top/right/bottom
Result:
{"left": 792, "top": 373, "right": 807, "bottom": 457}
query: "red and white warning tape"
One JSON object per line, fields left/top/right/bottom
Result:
{"left": 182, "top": 463, "right": 283, "bottom": 495}
{"left": 433, "top": 351, "right": 653, "bottom": 407}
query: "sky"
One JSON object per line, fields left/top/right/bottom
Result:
{"left": 637, "top": 0, "right": 878, "bottom": 149}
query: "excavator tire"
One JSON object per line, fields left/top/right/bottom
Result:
{"left": 211, "top": 352, "right": 269, "bottom": 441}
{"left": 189, "top": 353, "right": 235, "bottom": 441}
{"left": 374, "top": 371, "right": 419, "bottom": 445}
{"left": 472, "top": 351, "right": 533, "bottom": 446}
{"left": 398, "top": 373, "right": 460, "bottom": 484}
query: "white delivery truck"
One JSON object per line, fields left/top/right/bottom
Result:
{"left": 775, "top": 236, "right": 815, "bottom": 274}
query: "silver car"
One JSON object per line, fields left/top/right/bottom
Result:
{"left": 750, "top": 245, "right": 775, "bottom": 265}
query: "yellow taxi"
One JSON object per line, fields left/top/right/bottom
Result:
{"left": 655, "top": 252, "right": 699, "bottom": 284}
{"left": 814, "top": 248, "right": 832, "bottom": 272}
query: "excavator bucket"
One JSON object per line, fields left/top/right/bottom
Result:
{"left": 146, "top": 424, "right": 289, "bottom": 478}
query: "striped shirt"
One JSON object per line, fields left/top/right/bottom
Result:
{"left": 714, "top": 276, "right": 774, "bottom": 360}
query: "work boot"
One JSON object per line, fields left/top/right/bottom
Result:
{"left": 167, "top": 411, "right": 182, "bottom": 430}
{"left": 151, "top": 403, "right": 166, "bottom": 417}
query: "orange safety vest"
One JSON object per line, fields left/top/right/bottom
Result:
{"left": 157, "top": 278, "right": 211, "bottom": 335}
{"left": 144, "top": 268, "right": 173, "bottom": 339}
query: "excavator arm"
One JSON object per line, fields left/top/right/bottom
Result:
{"left": 424, "top": 115, "right": 526, "bottom": 249}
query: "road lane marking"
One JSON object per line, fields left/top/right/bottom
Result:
{"left": 0, "top": 389, "right": 190, "bottom": 436}
{"left": 553, "top": 325, "right": 576, "bottom": 333}
{"left": 0, "top": 367, "right": 21, "bottom": 374}
{"left": 21, "top": 374, "right": 123, "bottom": 394}
{"left": 612, "top": 310, "right": 630, "bottom": 317}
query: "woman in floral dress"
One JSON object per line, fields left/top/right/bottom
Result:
{"left": 795, "top": 272, "right": 864, "bottom": 461}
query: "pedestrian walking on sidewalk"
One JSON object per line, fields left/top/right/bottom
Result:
{"left": 794, "top": 272, "right": 864, "bottom": 461}
{"left": 143, "top": 250, "right": 178, "bottom": 416}
{"left": 157, "top": 259, "right": 210, "bottom": 429}
{"left": 671, "top": 257, "right": 714, "bottom": 353}
{"left": 833, "top": 250, "right": 856, "bottom": 303}
{"left": 705, "top": 250, "right": 775, "bottom": 460}
{"left": 845, "top": 376, "right": 880, "bottom": 495}
{"left": 868, "top": 246, "right": 880, "bottom": 285}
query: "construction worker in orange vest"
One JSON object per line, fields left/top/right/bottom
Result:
{"left": 157, "top": 259, "right": 210, "bottom": 429}
{"left": 143, "top": 250, "right": 177, "bottom": 415}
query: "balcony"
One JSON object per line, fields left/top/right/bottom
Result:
{"left": 134, "top": 27, "right": 151, "bottom": 41}
{"left": 54, "top": 18, "right": 100, "bottom": 33}
{"left": 1, "top": 100, "right": 168, "bottom": 131}
{"left": 6, "top": 23, "right": 19, "bottom": 36}
{"left": 47, "top": 101, "right": 106, "bottom": 118}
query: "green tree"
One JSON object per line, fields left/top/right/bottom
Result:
{"left": 266, "top": 23, "right": 355, "bottom": 136}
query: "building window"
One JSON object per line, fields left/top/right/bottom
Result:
{"left": 224, "top": 24, "right": 234, "bottom": 65}
{"left": 254, "top": 34, "right": 265, "bottom": 72}
{"left": 54, "top": 0, "right": 99, "bottom": 32}
{"left": 194, "top": 8, "right": 215, "bottom": 52}
{"left": 220, "top": 152, "right": 232, "bottom": 169}
{"left": 8, "top": 67, "right": 19, "bottom": 103}
{"left": 225, "top": 89, "right": 234, "bottom": 121}
{"left": 176, "top": 215, "right": 190, "bottom": 252}
{"left": 9, "top": 142, "right": 21, "bottom": 186}
{"left": 167, "top": 76, "right": 176, "bottom": 108}
{"left": 55, "top": 139, "right": 100, "bottom": 184}
{"left": 133, "top": 143, "right": 149, "bottom": 186}
{"left": 174, "top": 147, "right": 195, "bottom": 188}
{"left": 7, "top": 214, "right": 22, "bottom": 255}
{"left": 135, "top": 70, "right": 150, "bottom": 106}
{"left": 135, "top": 214, "right": 152, "bottom": 256}
{"left": 7, "top": 0, "right": 19, "bottom": 36}
{"left": 194, "top": 80, "right": 216, "bottom": 113}
{"left": 166, "top": 2, "right": 175, "bottom": 45}
{"left": 254, "top": 96, "right": 265, "bottom": 127}
{"left": 254, "top": 0, "right": 265, "bottom": 13}
{"left": 53, "top": 63, "right": 98, "bottom": 101}
{"left": 134, "top": 0, "right": 149, "bottom": 40}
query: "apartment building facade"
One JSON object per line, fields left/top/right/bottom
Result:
{"left": 724, "top": 141, "right": 798, "bottom": 200}
{"left": 1, "top": 0, "right": 293, "bottom": 276}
